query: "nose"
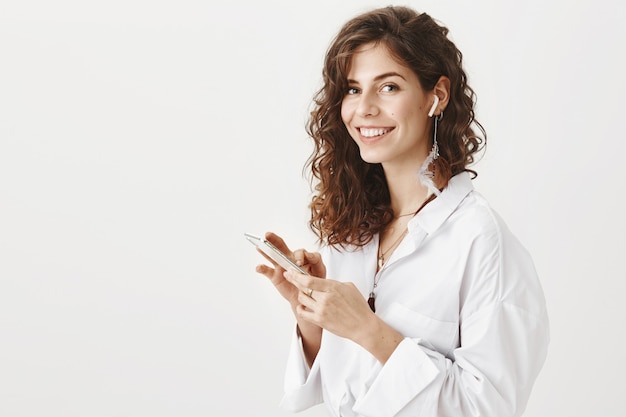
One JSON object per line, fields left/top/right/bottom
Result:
{"left": 356, "top": 90, "right": 379, "bottom": 117}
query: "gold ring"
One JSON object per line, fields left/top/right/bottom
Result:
{"left": 307, "top": 288, "right": 313, "bottom": 298}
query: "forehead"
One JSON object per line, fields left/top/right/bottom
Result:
{"left": 346, "top": 42, "right": 411, "bottom": 78}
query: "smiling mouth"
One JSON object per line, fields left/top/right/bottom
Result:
{"left": 358, "top": 127, "right": 394, "bottom": 138}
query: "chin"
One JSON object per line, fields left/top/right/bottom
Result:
{"left": 358, "top": 150, "right": 385, "bottom": 165}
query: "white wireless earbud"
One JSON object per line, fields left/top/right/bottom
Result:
{"left": 428, "top": 95, "right": 439, "bottom": 117}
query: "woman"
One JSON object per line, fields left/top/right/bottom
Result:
{"left": 255, "top": 6, "right": 549, "bottom": 417}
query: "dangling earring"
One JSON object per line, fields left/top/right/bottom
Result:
{"left": 418, "top": 106, "right": 443, "bottom": 197}
{"left": 431, "top": 111, "right": 442, "bottom": 162}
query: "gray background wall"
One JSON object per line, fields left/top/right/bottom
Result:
{"left": 1, "top": 0, "right": 625, "bottom": 415}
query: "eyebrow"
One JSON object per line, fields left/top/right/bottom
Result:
{"left": 347, "top": 71, "right": 407, "bottom": 84}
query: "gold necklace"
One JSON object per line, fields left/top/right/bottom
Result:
{"left": 395, "top": 210, "right": 420, "bottom": 218}
{"left": 368, "top": 193, "right": 438, "bottom": 312}
{"left": 370, "top": 226, "right": 409, "bottom": 312}
{"left": 377, "top": 228, "right": 408, "bottom": 269}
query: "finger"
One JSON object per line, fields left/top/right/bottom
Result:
{"left": 303, "top": 250, "right": 323, "bottom": 266}
{"left": 264, "top": 231, "right": 292, "bottom": 255}
{"left": 255, "top": 263, "right": 274, "bottom": 278}
{"left": 295, "top": 303, "right": 320, "bottom": 326}
{"left": 256, "top": 264, "right": 289, "bottom": 285}
{"left": 284, "top": 270, "right": 328, "bottom": 292}
{"left": 282, "top": 270, "right": 307, "bottom": 293}
{"left": 292, "top": 249, "right": 306, "bottom": 267}
{"left": 297, "top": 289, "right": 318, "bottom": 308}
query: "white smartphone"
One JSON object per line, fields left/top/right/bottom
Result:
{"left": 244, "top": 233, "right": 307, "bottom": 274}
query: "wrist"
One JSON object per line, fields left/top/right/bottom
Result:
{"left": 297, "top": 318, "right": 322, "bottom": 336}
{"left": 296, "top": 319, "right": 322, "bottom": 368}
{"left": 355, "top": 314, "right": 404, "bottom": 364}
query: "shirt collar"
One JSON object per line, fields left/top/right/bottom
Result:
{"left": 408, "top": 171, "right": 474, "bottom": 234}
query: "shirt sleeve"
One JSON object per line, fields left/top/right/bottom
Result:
{"left": 279, "top": 324, "right": 323, "bottom": 411}
{"left": 353, "top": 218, "right": 550, "bottom": 417}
{"left": 280, "top": 245, "right": 334, "bottom": 412}
{"left": 353, "top": 302, "right": 549, "bottom": 417}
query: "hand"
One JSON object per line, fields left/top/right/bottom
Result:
{"left": 255, "top": 232, "right": 325, "bottom": 308}
{"left": 283, "top": 270, "right": 376, "bottom": 344}
{"left": 255, "top": 232, "right": 325, "bottom": 365}
{"left": 285, "top": 269, "right": 404, "bottom": 364}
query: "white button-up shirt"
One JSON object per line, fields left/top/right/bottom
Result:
{"left": 280, "top": 172, "right": 549, "bottom": 417}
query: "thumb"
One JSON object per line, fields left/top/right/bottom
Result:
{"left": 303, "top": 250, "right": 323, "bottom": 265}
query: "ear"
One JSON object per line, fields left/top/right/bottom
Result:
{"left": 431, "top": 76, "right": 450, "bottom": 116}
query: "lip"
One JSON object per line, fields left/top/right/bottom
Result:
{"left": 356, "top": 126, "right": 395, "bottom": 143}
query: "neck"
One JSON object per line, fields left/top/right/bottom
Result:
{"left": 383, "top": 164, "right": 430, "bottom": 216}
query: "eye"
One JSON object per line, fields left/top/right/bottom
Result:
{"left": 381, "top": 84, "right": 398, "bottom": 93}
{"left": 346, "top": 87, "right": 360, "bottom": 95}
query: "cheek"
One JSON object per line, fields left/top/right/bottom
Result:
{"left": 340, "top": 103, "right": 359, "bottom": 142}
{"left": 397, "top": 99, "right": 426, "bottom": 128}
{"left": 390, "top": 98, "right": 415, "bottom": 120}
{"left": 340, "top": 102, "right": 350, "bottom": 125}
{"left": 341, "top": 97, "right": 359, "bottom": 125}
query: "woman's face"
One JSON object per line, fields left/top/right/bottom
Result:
{"left": 341, "top": 42, "right": 435, "bottom": 170}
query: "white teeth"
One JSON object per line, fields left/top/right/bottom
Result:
{"left": 360, "top": 128, "right": 390, "bottom": 137}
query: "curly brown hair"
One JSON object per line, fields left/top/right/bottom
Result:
{"left": 306, "top": 6, "right": 486, "bottom": 248}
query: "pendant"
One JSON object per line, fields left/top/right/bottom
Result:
{"left": 378, "top": 255, "right": 384, "bottom": 269}
{"left": 368, "top": 292, "right": 376, "bottom": 312}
